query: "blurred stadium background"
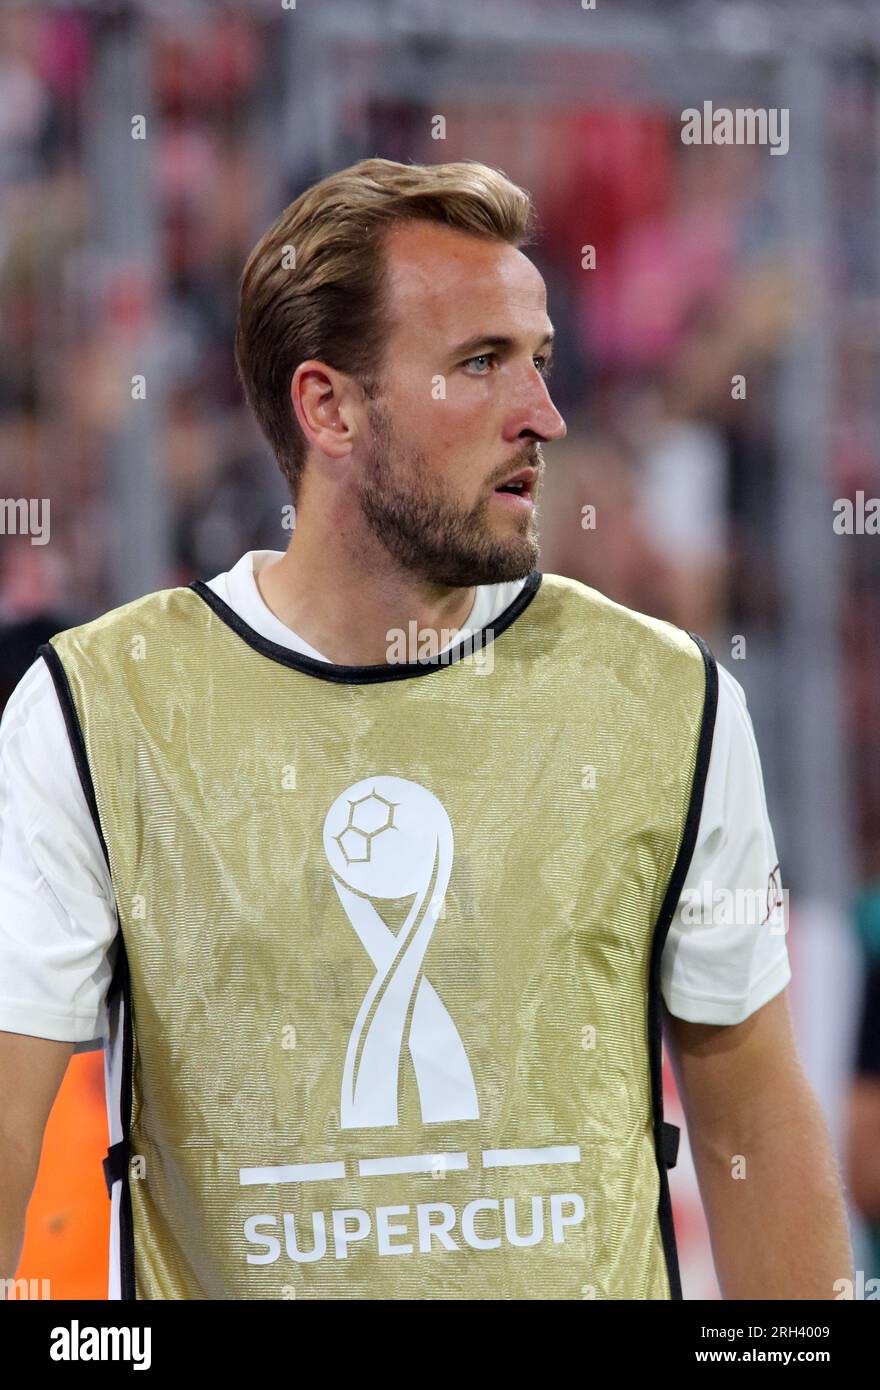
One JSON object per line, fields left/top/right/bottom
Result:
{"left": 2, "top": 0, "right": 879, "bottom": 1299}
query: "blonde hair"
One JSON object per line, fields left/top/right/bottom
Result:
{"left": 234, "top": 158, "right": 536, "bottom": 500}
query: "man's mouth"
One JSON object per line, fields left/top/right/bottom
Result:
{"left": 493, "top": 466, "right": 538, "bottom": 508}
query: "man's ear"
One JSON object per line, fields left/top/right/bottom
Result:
{"left": 291, "top": 360, "right": 356, "bottom": 459}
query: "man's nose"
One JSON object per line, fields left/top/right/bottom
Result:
{"left": 523, "top": 377, "right": 567, "bottom": 444}
{"left": 538, "top": 397, "right": 567, "bottom": 443}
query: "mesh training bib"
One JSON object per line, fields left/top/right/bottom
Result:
{"left": 41, "top": 570, "right": 716, "bottom": 1300}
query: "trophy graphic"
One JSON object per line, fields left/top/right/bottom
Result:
{"left": 323, "top": 776, "right": 479, "bottom": 1129}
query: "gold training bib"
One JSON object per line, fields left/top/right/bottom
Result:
{"left": 41, "top": 571, "right": 717, "bottom": 1300}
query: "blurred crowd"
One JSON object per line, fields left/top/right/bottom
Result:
{"left": 0, "top": 3, "right": 288, "bottom": 641}
{"left": 0, "top": 7, "right": 806, "bottom": 640}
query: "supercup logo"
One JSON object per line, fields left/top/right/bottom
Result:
{"left": 323, "top": 777, "right": 480, "bottom": 1130}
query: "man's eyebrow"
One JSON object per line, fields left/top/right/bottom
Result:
{"left": 449, "top": 331, "right": 555, "bottom": 358}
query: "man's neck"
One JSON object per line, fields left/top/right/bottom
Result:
{"left": 255, "top": 534, "right": 477, "bottom": 667}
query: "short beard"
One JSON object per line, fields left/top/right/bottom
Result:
{"left": 356, "top": 403, "right": 541, "bottom": 587}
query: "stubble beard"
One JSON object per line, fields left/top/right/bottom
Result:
{"left": 356, "top": 402, "right": 542, "bottom": 588}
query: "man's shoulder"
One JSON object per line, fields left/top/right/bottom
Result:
{"left": 537, "top": 571, "right": 710, "bottom": 665}
{"left": 46, "top": 583, "right": 204, "bottom": 659}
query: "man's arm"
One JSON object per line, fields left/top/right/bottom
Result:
{"left": 664, "top": 989, "right": 854, "bottom": 1299}
{"left": 0, "top": 1031, "right": 74, "bottom": 1288}
{"left": 0, "top": 658, "right": 118, "bottom": 1292}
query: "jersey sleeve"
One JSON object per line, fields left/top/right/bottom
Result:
{"left": 0, "top": 656, "right": 118, "bottom": 1052}
{"left": 660, "top": 660, "right": 791, "bottom": 1025}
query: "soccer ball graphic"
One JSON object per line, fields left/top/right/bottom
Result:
{"left": 323, "top": 776, "right": 451, "bottom": 899}
{"left": 334, "top": 789, "right": 396, "bottom": 865}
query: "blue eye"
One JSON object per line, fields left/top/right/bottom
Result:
{"left": 464, "top": 354, "right": 495, "bottom": 373}
{"left": 463, "top": 352, "right": 553, "bottom": 377}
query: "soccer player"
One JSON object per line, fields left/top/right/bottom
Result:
{"left": 0, "top": 159, "right": 852, "bottom": 1299}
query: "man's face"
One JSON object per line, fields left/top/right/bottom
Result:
{"left": 355, "top": 220, "right": 567, "bottom": 587}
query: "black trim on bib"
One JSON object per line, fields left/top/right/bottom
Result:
{"left": 113, "top": 947, "right": 137, "bottom": 1301}
{"left": 38, "top": 640, "right": 138, "bottom": 1302}
{"left": 187, "top": 570, "right": 543, "bottom": 684}
{"left": 660, "top": 1119, "right": 681, "bottom": 1170}
{"left": 645, "top": 631, "right": 719, "bottom": 1300}
{"left": 103, "top": 1139, "right": 130, "bottom": 1196}
{"left": 38, "top": 642, "right": 111, "bottom": 866}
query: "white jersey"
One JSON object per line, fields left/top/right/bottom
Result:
{"left": 0, "top": 549, "right": 791, "bottom": 1054}
{"left": 0, "top": 550, "right": 791, "bottom": 1297}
